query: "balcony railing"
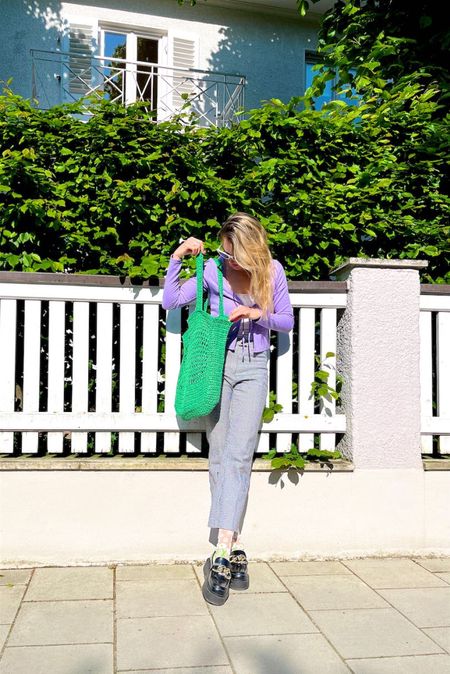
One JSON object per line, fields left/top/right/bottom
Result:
{"left": 30, "top": 49, "right": 246, "bottom": 128}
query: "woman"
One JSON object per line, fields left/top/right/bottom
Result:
{"left": 162, "top": 212, "right": 294, "bottom": 605}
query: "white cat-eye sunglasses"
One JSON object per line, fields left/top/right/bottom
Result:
{"left": 216, "top": 246, "right": 236, "bottom": 262}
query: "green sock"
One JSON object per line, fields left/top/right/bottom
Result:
{"left": 212, "top": 542, "right": 230, "bottom": 563}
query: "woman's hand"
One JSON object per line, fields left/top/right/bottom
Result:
{"left": 172, "top": 237, "right": 206, "bottom": 259}
{"left": 228, "top": 306, "right": 262, "bottom": 322}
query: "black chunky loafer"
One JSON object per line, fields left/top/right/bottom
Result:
{"left": 229, "top": 549, "right": 249, "bottom": 590}
{"left": 202, "top": 555, "right": 231, "bottom": 606}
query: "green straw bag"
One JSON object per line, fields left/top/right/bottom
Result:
{"left": 175, "top": 253, "right": 232, "bottom": 420}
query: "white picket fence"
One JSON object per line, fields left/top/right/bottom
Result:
{"left": 420, "top": 291, "right": 450, "bottom": 453}
{"left": 0, "top": 273, "right": 448, "bottom": 457}
{"left": 0, "top": 273, "right": 347, "bottom": 456}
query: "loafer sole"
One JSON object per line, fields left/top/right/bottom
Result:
{"left": 202, "top": 558, "right": 230, "bottom": 606}
{"left": 230, "top": 575, "right": 249, "bottom": 590}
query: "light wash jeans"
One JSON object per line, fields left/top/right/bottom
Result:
{"left": 204, "top": 337, "right": 270, "bottom": 534}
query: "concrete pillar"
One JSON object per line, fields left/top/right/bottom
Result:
{"left": 330, "top": 258, "right": 428, "bottom": 470}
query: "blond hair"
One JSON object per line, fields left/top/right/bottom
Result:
{"left": 218, "top": 212, "right": 275, "bottom": 319}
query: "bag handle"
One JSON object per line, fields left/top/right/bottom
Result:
{"left": 195, "top": 253, "right": 225, "bottom": 317}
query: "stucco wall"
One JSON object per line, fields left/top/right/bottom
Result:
{"left": 336, "top": 266, "right": 423, "bottom": 469}
{"left": 1, "top": 464, "right": 449, "bottom": 566}
{"left": 0, "top": 0, "right": 319, "bottom": 112}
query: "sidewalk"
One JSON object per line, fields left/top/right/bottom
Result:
{"left": 1, "top": 556, "right": 450, "bottom": 673}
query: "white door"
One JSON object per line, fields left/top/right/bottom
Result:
{"left": 99, "top": 29, "right": 164, "bottom": 113}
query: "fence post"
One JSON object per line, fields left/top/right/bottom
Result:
{"left": 330, "top": 257, "right": 428, "bottom": 469}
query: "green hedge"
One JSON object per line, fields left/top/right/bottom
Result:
{"left": 0, "top": 81, "right": 448, "bottom": 283}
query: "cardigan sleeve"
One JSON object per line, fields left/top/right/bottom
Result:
{"left": 253, "top": 260, "right": 294, "bottom": 332}
{"left": 161, "top": 255, "right": 208, "bottom": 310}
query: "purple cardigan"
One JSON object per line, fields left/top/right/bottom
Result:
{"left": 162, "top": 255, "right": 294, "bottom": 352}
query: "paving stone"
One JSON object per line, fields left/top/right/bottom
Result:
{"left": 270, "top": 560, "right": 352, "bottom": 576}
{"left": 0, "top": 569, "right": 32, "bottom": 586}
{"left": 234, "top": 562, "right": 288, "bottom": 593}
{"left": 423, "top": 627, "right": 450, "bottom": 653}
{"left": 209, "top": 592, "right": 318, "bottom": 637}
{"left": 0, "top": 624, "right": 10, "bottom": 650}
{"left": 378, "top": 587, "right": 450, "bottom": 628}
{"left": 413, "top": 558, "right": 450, "bottom": 572}
{"left": 346, "top": 654, "right": 450, "bottom": 673}
{"left": 2, "top": 557, "right": 449, "bottom": 674}
{"left": 0, "top": 643, "right": 113, "bottom": 674}
{"left": 309, "top": 607, "right": 444, "bottom": 659}
{"left": 7, "top": 600, "right": 113, "bottom": 646}
{"left": 435, "top": 572, "right": 450, "bottom": 584}
{"left": 117, "top": 615, "right": 228, "bottom": 670}
{"left": 116, "top": 563, "right": 195, "bottom": 581}
{"left": 0, "top": 585, "right": 26, "bottom": 623}
{"left": 25, "top": 566, "right": 113, "bottom": 600}
{"left": 116, "top": 579, "right": 208, "bottom": 618}
{"left": 193, "top": 563, "right": 205, "bottom": 582}
{"left": 281, "top": 574, "right": 389, "bottom": 610}
{"left": 116, "top": 665, "right": 233, "bottom": 674}
{"left": 224, "top": 633, "right": 350, "bottom": 674}
{"left": 342, "top": 558, "right": 449, "bottom": 588}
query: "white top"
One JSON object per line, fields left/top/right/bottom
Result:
{"left": 235, "top": 293, "right": 255, "bottom": 306}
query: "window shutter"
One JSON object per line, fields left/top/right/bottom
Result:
{"left": 171, "top": 36, "right": 196, "bottom": 111}
{"left": 68, "top": 23, "right": 96, "bottom": 94}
